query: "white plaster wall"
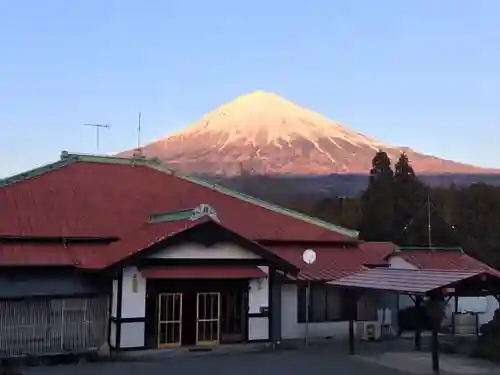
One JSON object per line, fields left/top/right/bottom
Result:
{"left": 248, "top": 266, "right": 269, "bottom": 340}
{"left": 444, "top": 296, "right": 499, "bottom": 326}
{"left": 120, "top": 322, "right": 145, "bottom": 348}
{"left": 389, "top": 256, "right": 418, "bottom": 270}
{"left": 477, "top": 297, "right": 498, "bottom": 325}
{"left": 280, "top": 284, "right": 350, "bottom": 340}
{"left": 121, "top": 266, "right": 147, "bottom": 319}
{"left": 149, "top": 242, "right": 260, "bottom": 259}
{"left": 111, "top": 279, "right": 118, "bottom": 318}
{"left": 248, "top": 266, "right": 269, "bottom": 313}
{"left": 249, "top": 318, "right": 269, "bottom": 340}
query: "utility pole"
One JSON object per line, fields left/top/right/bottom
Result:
{"left": 427, "top": 190, "right": 433, "bottom": 248}
{"left": 84, "top": 123, "right": 110, "bottom": 151}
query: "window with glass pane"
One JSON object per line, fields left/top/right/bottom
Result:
{"left": 297, "top": 284, "right": 351, "bottom": 323}
{"left": 325, "top": 288, "right": 342, "bottom": 320}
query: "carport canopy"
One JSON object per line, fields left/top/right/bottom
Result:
{"left": 327, "top": 267, "right": 500, "bottom": 374}
{"left": 327, "top": 267, "right": 493, "bottom": 295}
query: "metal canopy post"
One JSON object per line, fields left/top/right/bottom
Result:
{"left": 414, "top": 295, "right": 423, "bottom": 351}
{"left": 431, "top": 315, "right": 440, "bottom": 374}
{"left": 428, "top": 291, "right": 445, "bottom": 375}
{"left": 451, "top": 296, "right": 458, "bottom": 335}
{"left": 348, "top": 291, "right": 359, "bottom": 355}
{"left": 305, "top": 281, "right": 311, "bottom": 347}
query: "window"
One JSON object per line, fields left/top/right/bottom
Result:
{"left": 297, "top": 285, "right": 380, "bottom": 323}
{"left": 297, "top": 284, "right": 351, "bottom": 322}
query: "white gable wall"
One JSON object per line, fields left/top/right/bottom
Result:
{"left": 148, "top": 242, "right": 261, "bottom": 259}
{"left": 389, "top": 255, "right": 418, "bottom": 270}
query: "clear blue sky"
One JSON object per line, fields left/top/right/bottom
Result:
{"left": 1, "top": 1, "right": 499, "bottom": 177}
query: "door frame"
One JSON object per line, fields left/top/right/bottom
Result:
{"left": 157, "top": 292, "right": 183, "bottom": 348}
{"left": 195, "top": 292, "right": 221, "bottom": 346}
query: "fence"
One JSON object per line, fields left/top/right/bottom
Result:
{"left": 0, "top": 296, "right": 108, "bottom": 358}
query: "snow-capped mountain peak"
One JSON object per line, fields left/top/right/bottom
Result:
{"left": 167, "top": 90, "right": 391, "bottom": 150}
{"left": 119, "top": 91, "right": 496, "bottom": 176}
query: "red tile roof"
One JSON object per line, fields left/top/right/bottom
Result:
{"left": 3, "top": 156, "right": 496, "bottom": 282}
{"left": 390, "top": 251, "right": 500, "bottom": 277}
{"left": 0, "top": 158, "right": 356, "bottom": 243}
{"left": 268, "top": 242, "right": 396, "bottom": 281}
{"left": 0, "top": 242, "right": 105, "bottom": 266}
{"left": 0, "top": 155, "right": 394, "bottom": 278}
{"left": 141, "top": 266, "right": 266, "bottom": 279}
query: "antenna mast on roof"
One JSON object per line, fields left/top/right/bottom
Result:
{"left": 137, "top": 112, "right": 142, "bottom": 149}
{"left": 427, "top": 189, "right": 432, "bottom": 248}
{"left": 84, "top": 123, "right": 110, "bottom": 151}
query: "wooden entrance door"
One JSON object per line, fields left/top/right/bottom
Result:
{"left": 196, "top": 292, "right": 220, "bottom": 345}
{"left": 220, "top": 290, "right": 246, "bottom": 343}
{"left": 157, "top": 293, "right": 183, "bottom": 348}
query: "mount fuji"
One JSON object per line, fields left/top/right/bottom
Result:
{"left": 119, "top": 91, "right": 497, "bottom": 177}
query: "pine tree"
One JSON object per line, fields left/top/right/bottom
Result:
{"left": 358, "top": 151, "right": 395, "bottom": 241}
{"left": 392, "top": 152, "right": 427, "bottom": 245}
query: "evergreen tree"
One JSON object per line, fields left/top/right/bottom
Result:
{"left": 358, "top": 151, "right": 395, "bottom": 241}
{"left": 392, "top": 152, "right": 427, "bottom": 245}
{"left": 452, "top": 183, "right": 500, "bottom": 267}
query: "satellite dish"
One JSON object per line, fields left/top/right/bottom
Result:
{"left": 302, "top": 249, "right": 316, "bottom": 265}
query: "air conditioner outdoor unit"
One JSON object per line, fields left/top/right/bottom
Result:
{"left": 356, "top": 321, "right": 382, "bottom": 341}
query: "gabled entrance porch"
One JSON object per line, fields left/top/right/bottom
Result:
{"left": 107, "top": 218, "right": 299, "bottom": 351}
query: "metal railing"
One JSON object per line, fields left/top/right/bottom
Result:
{"left": 0, "top": 296, "right": 108, "bottom": 358}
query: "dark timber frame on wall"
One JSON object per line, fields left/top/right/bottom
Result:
{"left": 111, "top": 270, "right": 124, "bottom": 350}
{"left": 109, "top": 265, "right": 284, "bottom": 350}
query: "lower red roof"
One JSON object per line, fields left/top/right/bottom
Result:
{"left": 390, "top": 251, "right": 500, "bottom": 277}
{"left": 141, "top": 266, "right": 266, "bottom": 279}
{"left": 268, "top": 242, "right": 396, "bottom": 281}
{"left": 0, "top": 243, "right": 105, "bottom": 266}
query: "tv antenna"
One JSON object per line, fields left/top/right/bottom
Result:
{"left": 84, "top": 123, "right": 110, "bottom": 150}
{"left": 137, "top": 112, "right": 142, "bottom": 149}
{"left": 426, "top": 190, "right": 432, "bottom": 248}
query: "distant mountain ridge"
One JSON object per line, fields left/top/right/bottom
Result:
{"left": 119, "top": 90, "right": 499, "bottom": 176}
{"left": 210, "top": 173, "right": 500, "bottom": 198}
